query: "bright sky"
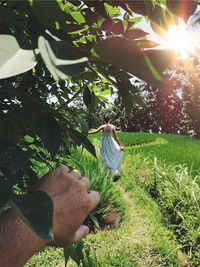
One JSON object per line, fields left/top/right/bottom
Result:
{"left": 136, "top": 7, "right": 200, "bottom": 52}
{"left": 137, "top": 18, "right": 163, "bottom": 43}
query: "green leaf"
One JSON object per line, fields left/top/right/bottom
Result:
{"left": 116, "top": 79, "right": 133, "bottom": 115}
{"left": 0, "top": 178, "right": 11, "bottom": 209}
{"left": 67, "top": 129, "right": 96, "bottom": 158}
{"left": 89, "top": 93, "right": 98, "bottom": 113}
{"left": 71, "top": 11, "right": 86, "bottom": 24}
{"left": 83, "top": 86, "right": 92, "bottom": 108}
{"left": 101, "top": 89, "right": 111, "bottom": 96}
{"left": 79, "top": 71, "right": 98, "bottom": 81}
{"left": 129, "top": 17, "right": 143, "bottom": 24}
{"left": 37, "top": 113, "right": 62, "bottom": 158}
{"left": 104, "top": 3, "right": 120, "bottom": 17}
{"left": 128, "top": 1, "right": 154, "bottom": 16}
{"left": 64, "top": 240, "right": 84, "bottom": 266}
{"left": 0, "top": 145, "right": 33, "bottom": 174}
{"left": 124, "top": 29, "right": 148, "bottom": 39}
{"left": 88, "top": 213, "right": 100, "bottom": 229}
{"left": 64, "top": 246, "right": 71, "bottom": 267}
{"left": 83, "top": 86, "right": 98, "bottom": 112}
{"left": 32, "top": 0, "right": 67, "bottom": 30}
{"left": 92, "top": 37, "right": 176, "bottom": 86}
{"left": 0, "top": 35, "right": 37, "bottom": 79}
{"left": 11, "top": 191, "right": 54, "bottom": 241}
{"left": 22, "top": 104, "right": 62, "bottom": 158}
{"left": 38, "top": 36, "right": 88, "bottom": 81}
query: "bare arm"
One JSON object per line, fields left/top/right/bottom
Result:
{"left": 0, "top": 165, "right": 100, "bottom": 267}
{"left": 88, "top": 125, "right": 104, "bottom": 134}
{"left": 0, "top": 209, "right": 46, "bottom": 267}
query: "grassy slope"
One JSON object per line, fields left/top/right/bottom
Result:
{"left": 92, "top": 132, "right": 200, "bottom": 174}
{"left": 84, "top": 185, "right": 179, "bottom": 267}
{"left": 26, "top": 132, "right": 200, "bottom": 266}
{"left": 119, "top": 132, "right": 200, "bottom": 175}
{"left": 119, "top": 133, "right": 200, "bottom": 266}
{"left": 26, "top": 183, "right": 179, "bottom": 267}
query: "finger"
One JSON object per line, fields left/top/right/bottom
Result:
{"left": 88, "top": 191, "right": 100, "bottom": 210}
{"left": 80, "top": 177, "right": 91, "bottom": 190}
{"left": 69, "top": 169, "right": 81, "bottom": 179}
{"left": 70, "top": 225, "right": 89, "bottom": 243}
{"left": 51, "top": 164, "right": 69, "bottom": 176}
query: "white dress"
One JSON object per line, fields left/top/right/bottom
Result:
{"left": 100, "top": 127, "right": 122, "bottom": 175}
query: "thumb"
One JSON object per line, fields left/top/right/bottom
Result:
{"left": 71, "top": 225, "right": 90, "bottom": 243}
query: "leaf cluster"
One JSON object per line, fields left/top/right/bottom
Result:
{"left": 0, "top": 0, "right": 198, "bottom": 240}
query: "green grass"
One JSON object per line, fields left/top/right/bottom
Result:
{"left": 26, "top": 132, "right": 200, "bottom": 267}
{"left": 66, "top": 151, "right": 125, "bottom": 228}
{"left": 85, "top": 183, "right": 180, "bottom": 267}
{"left": 152, "top": 162, "right": 200, "bottom": 266}
{"left": 122, "top": 153, "right": 200, "bottom": 266}
{"left": 90, "top": 131, "right": 200, "bottom": 176}
{"left": 116, "top": 132, "right": 200, "bottom": 175}
{"left": 90, "top": 132, "right": 200, "bottom": 266}
{"left": 26, "top": 150, "right": 125, "bottom": 267}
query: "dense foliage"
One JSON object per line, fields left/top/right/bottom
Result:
{"left": 111, "top": 58, "right": 200, "bottom": 136}
{"left": 0, "top": 0, "right": 199, "bottom": 241}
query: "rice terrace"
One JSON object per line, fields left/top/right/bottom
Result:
{"left": 25, "top": 132, "right": 200, "bottom": 267}
{"left": 0, "top": 1, "right": 200, "bottom": 267}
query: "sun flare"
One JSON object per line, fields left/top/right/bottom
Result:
{"left": 160, "top": 20, "right": 199, "bottom": 58}
{"left": 166, "top": 25, "right": 192, "bottom": 57}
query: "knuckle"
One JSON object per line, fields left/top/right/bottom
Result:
{"left": 79, "top": 179, "right": 88, "bottom": 189}
{"left": 82, "top": 177, "right": 90, "bottom": 184}
{"left": 77, "top": 180, "right": 86, "bottom": 192}
{"left": 70, "top": 169, "right": 81, "bottom": 178}
{"left": 83, "top": 197, "right": 92, "bottom": 212}
{"left": 58, "top": 165, "right": 69, "bottom": 176}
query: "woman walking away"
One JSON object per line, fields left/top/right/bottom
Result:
{"left": 89, "top": 115, "right": 123, "bottom": 177}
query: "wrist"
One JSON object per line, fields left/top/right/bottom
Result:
{"left": 0, "top": 209, "right": 46, "bottom": 267}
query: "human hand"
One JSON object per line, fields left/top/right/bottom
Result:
{"left": 120, "top": 146, "right": 124, "bottom": 151}
{"left": 36, "top": 165, "right": 100, "bottom": 247}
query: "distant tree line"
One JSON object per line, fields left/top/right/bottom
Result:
{"left": 107, "top": 56, "right": 200, "bottom": 138}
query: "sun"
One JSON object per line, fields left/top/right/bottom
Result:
{"left": 162, "top": 20, "right": 196, "bottom": 58}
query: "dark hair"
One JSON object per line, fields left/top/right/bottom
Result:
{"left": 103, "top": 114, "right": 111, "bottom": 123}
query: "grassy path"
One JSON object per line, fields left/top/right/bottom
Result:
{"left": 54, "top": 183, "right": 180, "bottom": 267}
{"left": 58, "top": 179, "right": 180, "bottom": 267}
{"left": 86, "top": 189, "right": 159, "bottom": 267}
{"left": 27, "top": 134, "right": 194, "bottom": 266}
{"left": 64, "top": 134, "right": 199, "bottom": 266}
{"left": 27, "top": 178, "right": 180, "bottom": 267}
{"left": 89, "top": 189, "right": 164, "bottom": 266}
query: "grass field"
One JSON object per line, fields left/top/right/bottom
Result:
{"left": 90, "top": 132, "right": 200, "bottom": 266}
{"left": 26, "top": 132, "right": 200, "bottom": 267}
{"left": 90, "top": 132, "right": 200, "bottom": 175}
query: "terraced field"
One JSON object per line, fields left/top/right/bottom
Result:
{"left": 26, "top": 132, "right": 200, "bottom": 267}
